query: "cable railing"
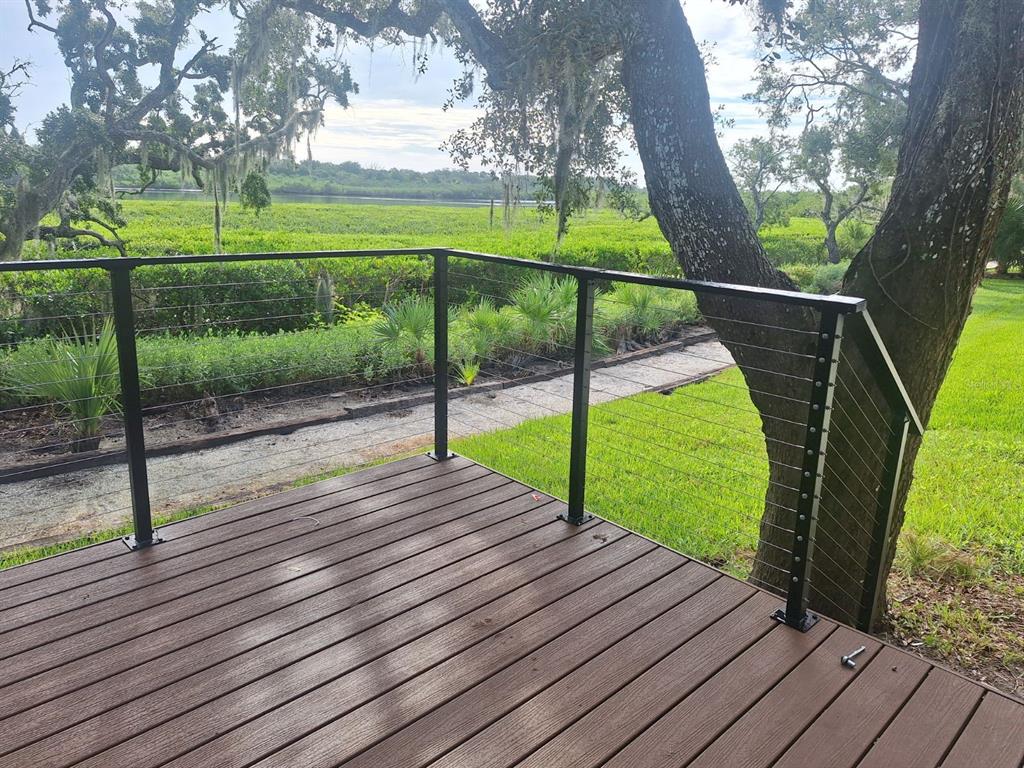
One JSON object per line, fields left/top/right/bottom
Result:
{"left": 0, "top": 247, "right": 921, "bottom": 633}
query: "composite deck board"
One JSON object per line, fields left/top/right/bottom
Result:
{"left": 0, "top": 453, "right": 438, "bottom": 596}
{"left": 0, "top": 457, "right": 1020, "bottom": 768}
{"left": 1, "top": 482, "right": 550, "bottom": 717}
{"left": 857, "top": 669, "right": 986, "bottom": 768}
{"left": 0, "top": 462, "right": 492, "bottom": 648}
{"left": 429, "top": 589, "right": 779, "bottom": 768}
{"left": 941, "top": 692, "right": 1024, "bottom": 768}
{"left": 1, "top": 488, "right": 557, "bottom": 750}
{"left": 0, "top": 471, "right": 531, "bottom": 683}
{"left": 773, "top": 645, "right": 931, "bottom": 768}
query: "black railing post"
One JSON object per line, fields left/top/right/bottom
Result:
{"left": 430, "top": 250, "right": 452, "bottom": 460}
{"left": 774, "top": 308, "right": 844, "bottom": 630}
{"left": 109, "top": 265, "right": 160, "bottom": 549}
{"left": 560, "top": 276, "right": 595, "bottom": 526}
{"left": 858, "top": 413, "right": 911, "bottom": 631}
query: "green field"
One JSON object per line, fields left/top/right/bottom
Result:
{"left": 454, "top": 280, "right": 1024, "bottom": 574}
{"left": 28, "top": 199, "right": 678, "bottom": 272}
{"left": 22, "top": 198, "right": 845, "bottom": 272}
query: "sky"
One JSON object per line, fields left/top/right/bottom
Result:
{"left": 0, "top": 0, "right": 767, "bottom": 176}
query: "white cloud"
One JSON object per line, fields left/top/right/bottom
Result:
{"left": 307, "top": 1, "right": 771, "bottom": 174}
{"left": 309, "top": 99, "right": 478, "bottom": 170}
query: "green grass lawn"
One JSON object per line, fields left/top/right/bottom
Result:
{"left": 455, "top": 279, "right": 1024, "bottom": 575}
{"left": 901, "top": 280, "right": 1024, "bottom": 569}
{"left": 455, "top": 369, "right": 767, "bottom": 572}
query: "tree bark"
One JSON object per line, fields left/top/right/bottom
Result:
{"left": 617, "top": 0, "right": 1024, "bottom": 626}
{"left": 617, "top": 0, "right": 826, "bottom": 612}
{"left": 839, "top": 0, "right": 1024, "bottom": 623}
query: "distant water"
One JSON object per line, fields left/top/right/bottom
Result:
{"left": 120, "top": 189, "right": 546, "bottom": 207}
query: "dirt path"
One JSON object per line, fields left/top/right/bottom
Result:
{"left": 0, "top": 341, "right": 732, "bottom": 550}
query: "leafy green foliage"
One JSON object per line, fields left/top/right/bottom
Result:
{"left": 1, "top": 1, "right": 356, "bottom": 259}
{"left": 453, "top": 358, "right": 481, "bottom": 386}
{"left": 510, "top": 273, "right": 577, "bottom": 352}
{"left": 809, "top": 262, "right": 848, "bottom": 294}
{"left": 595, "top": 284, "right": 698, "bottom": 348}
{"left": 373, "top": 296, "right": 435, "bottom": 371}
{"left": 4, "top": 319, "right": 120, "bottom": 447}
{"left": 993, "top": 195, "right": 1024, "bottom": 274}
{"left": 728, "top": 134, "right": 794, "bottom": 230}
{"left": 239, "top": 171, "right": 272, "bottom": 216}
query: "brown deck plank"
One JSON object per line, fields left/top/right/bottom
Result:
{"left": 431, "top": 590, "right": 781, "bottom": 768}
{"left": 0, "top": 454, "right": 435, "bottom": 593}
{"left": 857, "top": 669, "right": 985, "bottom": 768}
{"left": 0, "top": 488, "right": 554, "bottom": 750}
{"left": 601, "top": 621, "right": 835, "bottom": 768}
{"left": 2, "top": 490, "right": 560, "bottom": 698}
{"left": 10, "top": 521, "right": 634, "bottom": 768}
{"left": 0, "top": 484, "right": 553, "bottom": 714}
{"left": 1, "top": 457, "right": 1021, "bottom": 768}
{"left": 686, "top": 626, "right": 881, "bottom": 768}
{"left": 367, "top": 580, "right": 767, "bottom": 768}
{"left": 0, "top": 468, "right": 510, "bottom": 676}
{"left": 228, "top": 551, "right": 704, "bottom": 768}
{"left": 0, "top": 502, "right": 587, "bottom": 762}
{"left": 0, "top": 459, "right": 482, "bottom": 631}
{"left": 773, "top": 646, "right": 930, "bottom": 768}
{"left": 941, "top": 692, "right": 1024, "bottom": 768}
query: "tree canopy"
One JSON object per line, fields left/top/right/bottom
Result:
{"left": 0, "top": 0, "right": 354, "bottom": 258}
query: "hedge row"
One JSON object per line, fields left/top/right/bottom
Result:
{"left": 1, "top": 232, "right": 851, "bottom": 343}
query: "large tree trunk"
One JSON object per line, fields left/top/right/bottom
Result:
{"left": 618, "top": 0, "right": 824, "bottom": 610}
{"left": 840, "top": 0, "right": 1024, "bottom": 621}
{"left": 0, "top": 189, "right": 48, "bottom": 261}
{"left": 618, "top": 0, "right": 1024, "bottom": 626}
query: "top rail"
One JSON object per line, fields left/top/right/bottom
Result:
{"left": 440, "top": 248, "right": 866, "bottom": 313}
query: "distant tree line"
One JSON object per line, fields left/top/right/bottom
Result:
{"left": 111, "top": 159, "right": 547, "bottom": 202}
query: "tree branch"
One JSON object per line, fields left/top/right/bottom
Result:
{"left": 38, "top": 224, "right": 127, "bottom": 257}
{"left": 281, "top": 0, "right": 512, "bottom": 89}
{"left": 23, "top": 0, "right": 57, "bottom": 33}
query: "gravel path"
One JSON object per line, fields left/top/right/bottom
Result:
{"left": 0, "top": 341, "right": 733, "bottom": 550}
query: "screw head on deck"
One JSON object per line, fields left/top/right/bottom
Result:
{"left": 841, "top": 645, "right": 867, "bottom": 668}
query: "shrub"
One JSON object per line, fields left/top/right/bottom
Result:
{"left": 510, "top": 273, "right": 577, "bottom": 354}
{"left": 810, "top": 262, "right": 849, "bottom": 295}
{"left": 993, "top": 195, "right": 1024, "bottom": 274}
{"left": 838, "top": 219, "right": 873, "bottom": 260}
{"left": 450, "top": 299, "right": 519, "bottom": 371}
{"left": 130, "top": 317, "right": 404, "bottom": 406}
{"left": 373, "top": 295, "right": 435, "bottom": 371}
{"left": 760, "top": 234, "right": 826, "bottom": 266}
{"left": 4, "top": 320, "right": 121, "bottom": 451}
{"left": 781, "top": 263, "right": 816, "bottom": 291}
{"left": 596, "top": 284, "right": 698, "bottom": 347}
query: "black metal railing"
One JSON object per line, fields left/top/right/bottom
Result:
{"left": 0, "top": 247, "right": 921, "bottom": 631}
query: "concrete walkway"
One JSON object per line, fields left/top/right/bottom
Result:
{"left": 0, "top": 341, "right": 732, "bottom": 550}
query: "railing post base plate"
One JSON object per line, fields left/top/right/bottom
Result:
{"left": 427, "top": 451, "right": 456, "bottom": 461}
{"left": 557, "top": 511, "right": 594, "bottom": 526}
{"left": 122, "top": 531, "right": 164, "bottom": 551}
{"left": 771, "top": 606, "right": 820, "bottom": 632}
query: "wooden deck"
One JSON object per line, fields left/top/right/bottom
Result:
{"left": 1, "top": 455, "right": 1021, "bottom": 768}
